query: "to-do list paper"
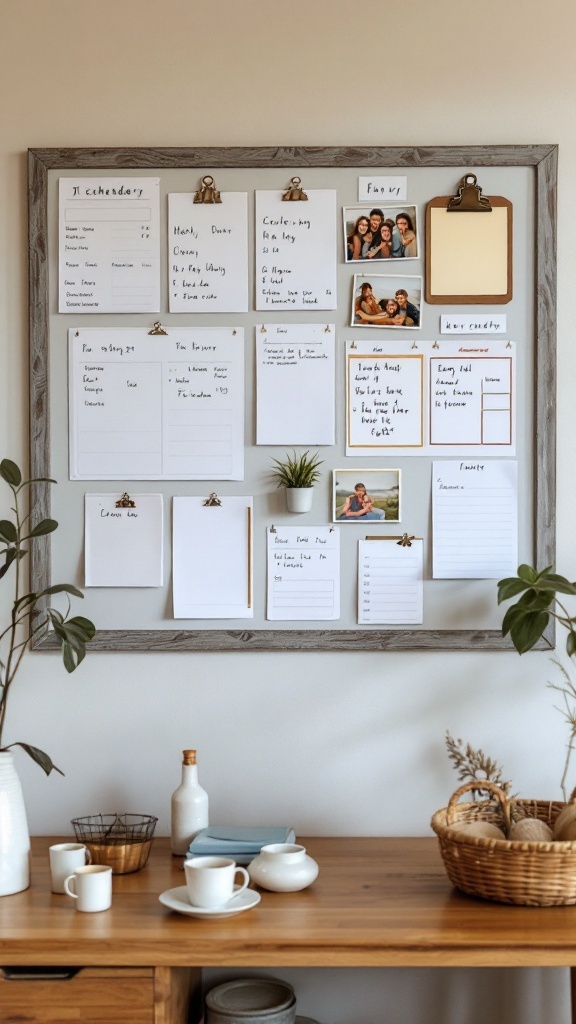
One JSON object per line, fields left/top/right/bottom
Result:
{"left": 267, "top": 526, "right": 340, "bottom": 620}
{"left": 358, "top": 539, "right": 423, "bottom": 624}
{"left": 255, "top": 190, "right": 337, "bottom": 310}
{"left": 84, "top": 494, "right": 163, "bottom": 587}
{"left": 257, "top": 324, "right": 335, "bottom": 445}
{"left": 168, "top": 192, "right": 248, "bottom": 312}
{"left": 432, "top": 460, "right": 518, "bottom": 578}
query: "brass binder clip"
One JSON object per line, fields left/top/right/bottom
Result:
{"left": 350, "top": 340, "right": 357, "bottom": 349}
{"left": 324, "top": 324, "right": 331, "bottom": 333}
{"left": 260, "top": 324, "right": 267, "bottom": 333}
{"left": 115, "top": 493, "right": 136, "bottom": 508}
{"left": 397, "top": 533, "right": 415, "bottom": 547}
{"left": 194, "top": 175, "right": 221, "bottom": 204}
{"left": 149, "top": 322, "right": 168, "bottom": 335}
{"left": 432, "top": 339, "right": 440, "bottom": 349}
{"left": 203, "top": 493, "right": 222, "bottom": 506}
{"left": 282, "top": 176, "right": 308, "bottom": 201}
{"left": 269, "top": 524, "right": 277, "bottom": 533}
{"left": 447, "top": 174, "right": 492, "bottom": 212}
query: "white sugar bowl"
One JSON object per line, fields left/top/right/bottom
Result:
{"left": 248, "top": 843, "right": 319, "bottom": 892}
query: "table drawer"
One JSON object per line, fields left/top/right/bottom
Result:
{"left": 0, "top": 965, "right": 199, "bottom": 1024}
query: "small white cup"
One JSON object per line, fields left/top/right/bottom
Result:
{"left": 64, "top": 864, "right": 112, "bottom": 912}
{"left": 49, "top": 843, "right": 91, "bottom": 895}
{"left": 184, "top": 856, "right": 250, "bottom": 908}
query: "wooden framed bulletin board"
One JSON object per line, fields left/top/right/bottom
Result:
{"left": 28, "top": 145, "right": 557, "bottom": 653}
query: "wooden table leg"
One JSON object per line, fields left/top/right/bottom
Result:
{"left": 570, "top": 966, "right": 576, "bottom": 1024}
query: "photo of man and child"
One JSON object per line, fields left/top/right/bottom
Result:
{"left": 344, "top": 205, "right": 418, "bottom": 263}
{"left": 333, "top": 471, "right": 401, "bottom": 524}
{"left": 351, "top": 274, "right": 422, "bottom": 330}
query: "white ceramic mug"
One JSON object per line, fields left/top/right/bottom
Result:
{"left": 49, "top": 842, "right": 91, "bottom": 895}
{"left": 64, "top": 864, "right": 112, "bottom": 912}
{"left": 184, "top": 856, "right": 249, "bottom": 908}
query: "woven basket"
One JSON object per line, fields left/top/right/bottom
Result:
{"left": 431, "top": 779, "right": 576, "bottom": 906}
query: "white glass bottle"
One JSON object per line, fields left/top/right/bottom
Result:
{"left": 170, "top": 749, "right": 209, "bottom": 855}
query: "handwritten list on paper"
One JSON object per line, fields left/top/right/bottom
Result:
{"left": 346, "top": 340, "right": 424, "bottom": 454}
{"left": 430, "top": 346, "right": 515, "bottom": 450}
{"left": 69, "top": 328, "right": 244, "bottom": 480}
{"left": 257, "top": 325, "right": 335, "bottom": 445}
{"left": 84, "top": 494, "right": 163, "bottom": 587}
{"left": 168, "top": 192, "right": 248, "bottom": 312}
{"left": 59, "top": 177, "right": 160, "bottom": 313}
{"left": 432, "top": 460, "right": 518, "bottom": 579}
{"left": 267, "top": 527, "right": 340, "bottom": 621}
{"left": 255, "top": 190, "right": 337, "bottom": 310}
{"left": 358, "top": 539, "right": 423, "bottom": 624}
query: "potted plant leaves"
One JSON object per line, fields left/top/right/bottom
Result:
{"left": 270, "top": 450, "right": 323, "bottom": 513}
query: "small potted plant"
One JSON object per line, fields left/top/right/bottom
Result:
{"left": 270, "top": 450, "right": 323, "bottom": 513}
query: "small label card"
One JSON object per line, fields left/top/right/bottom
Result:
{"left": 440, "top": 314, "right": 507, "bottom": 335}
{"left": 358, "top": 176, "right": 407, "bottom": 202}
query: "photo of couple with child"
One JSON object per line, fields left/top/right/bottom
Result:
{"left": 352, "top": 274, "right": 422, "bottom": 329}
{"left": 345, "top": 206, "right": 418, "bottom": 263}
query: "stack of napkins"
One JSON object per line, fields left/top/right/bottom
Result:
{"left": 186, "top": 826, "right": 295, "bottom": 864}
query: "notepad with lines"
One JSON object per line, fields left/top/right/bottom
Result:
{"left": 358, "top": 539, "right": 423, "bottom": 624}
{"left": 432, "top": 460, "right": 518, "bottom": 579}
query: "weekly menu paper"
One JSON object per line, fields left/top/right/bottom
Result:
{"left": 84, "top": 494, "right": 163, "bottom": 587}
{"left": 358, "top": 539, "right": 423, "bottom": 624}
{"left": 346, "top": 340, "right": 515, "bottom": 456}
{"left": 256, "top": 324, "right": 335, "bottom": 445}
{"left": 255, "top": 190, "right": 337, "bottom": 310}
{"left": 168, "top": 192, "right": 248, "bottom": 312}
{"left": 69, "top": 328, "right": 244, "bottom": 480}
{"left": 59, "top": 177, "right": 160, "bottom": 313}
{"left": 432, "top": 460, "right": 518, "bottom": 578}
{"left": 267, "top": 526, "right": 340, "bottom": 621}
{"left": 173, "top": 496, "right": 253, "bottom": 619}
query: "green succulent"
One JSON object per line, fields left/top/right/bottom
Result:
{"left": 270, "top": 450, "right": 323, "bottom": 489}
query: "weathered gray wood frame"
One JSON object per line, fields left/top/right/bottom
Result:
{"left": 28, "top": 145, "right": 557, "bottom": 652}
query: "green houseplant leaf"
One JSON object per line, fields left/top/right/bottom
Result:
{"left": 270, "top": 450, "right": 323, "bottom": 489}
{"left": 0, "top": 459, "right": 96, "bottom": 773}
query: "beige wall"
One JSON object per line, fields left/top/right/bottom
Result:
{"left": 1, "top": 2, "right": 575, "bottom": 1020}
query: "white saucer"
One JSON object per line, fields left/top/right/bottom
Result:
{"left": 158, "top": 885, "right": 261, "bottom": 919}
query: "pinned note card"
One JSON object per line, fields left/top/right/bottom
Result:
{"left": 84, "top": 493, "right": 163, "bottom": 587}
{"left": 358, "top": 538, "right": 423, "bottom": 624}
{"left": 432, "top": 460, "right": 518, "bottom": 579}
{"left": 173, "top": 496, "right": 253, "bottom": 619}
{"left": 267, "top": 527, "right": 340, "bottom": 621}
{"left": 168, "top": 192, "right": 248, "bottom": 312}
{"left": 257, "top": 325, "right": 335, "bottom": 445}
{"left": 69, "top": 328, "right": 244, "bottom": 480}
{"left": 346, "top": 340, "right": 424, "bottom": 453}
{"left": 255, "top": 190, "right": 337, "bottom": 310}
{"left": 59, "top": 177, "right": 160, "bottom": 313}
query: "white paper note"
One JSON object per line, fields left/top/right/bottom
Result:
{"left": 69, "top": 328, "right": 244, "bottom": 480}
{"left": 59, "top": 177, "right": 160, "bottom": 313}
{"left": 358, "top": 176, "right": 407, "bottom": 202}
{"left": 173, "top": 496, "right": 253, "bottom": 619}
{"left": 346, "top": 340, "right": 424, "bottom": 453}
{"left": 358, "top": 539, "right": 423, "bottom": 624}
{"left": 84, "top": 493, "right": 163, "bottom": 587}
{"left": 255, "top": 190, "right": 337, "bottom": 310}
{"left": 168, "top": 192, "right": 248, "bottom": 312}
{"left": 267, "top": 527, "right": 340, "bottom": 620}
{"left": 430, "top": 346, "right": 515, "bottom": 449}
{"left": 440, "top": 314, "right": 507, "bottom": 334}
{"left": 432, "top": 460, "right": 518, "bottom": 579}
{"left": 257, "top": 324, "right": 335, "bottom": 445}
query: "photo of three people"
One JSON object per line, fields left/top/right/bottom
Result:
{"left": 351, "top": 274, "right": 422, "bottom": 330}
{"left": 344, "top": 205, "right": 418, "bottom": 263}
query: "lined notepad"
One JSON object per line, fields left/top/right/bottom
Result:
{"left": 432, "top": 460, "right": 518, "bottom": 579}
{"left": 358, "top": 539, "right": 423, "bottom": 624}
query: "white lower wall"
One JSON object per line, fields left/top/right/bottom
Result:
{"left": 1, "top": 2, "right": 576, "bottom": 1021}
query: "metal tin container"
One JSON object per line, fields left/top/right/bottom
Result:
{"left": 205, "top": 979, "right": 296, "bottom": 1024}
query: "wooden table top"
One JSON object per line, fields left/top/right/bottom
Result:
{"left": 2, "top": 837, "right": 576, "bottom": 968}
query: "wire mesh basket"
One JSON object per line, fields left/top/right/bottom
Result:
{"left": 71, "top": 813, "right": 158, "bottom": 874}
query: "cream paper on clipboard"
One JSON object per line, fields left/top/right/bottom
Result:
{"left": 172, "top": 496, "right": 253, "bottom": 619}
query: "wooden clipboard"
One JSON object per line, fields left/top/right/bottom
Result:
{"left": 425, "top": 175, "right": 512, "bottom": 304}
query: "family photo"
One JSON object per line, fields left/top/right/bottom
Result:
{"left": 351, "top": 274, "right": 422, "bottom": 329}
{"left": 333, "top": 470, "right": 401, "bottom": 523}
{"left": 344, "top": 205, "right": 418, "bottom": 263}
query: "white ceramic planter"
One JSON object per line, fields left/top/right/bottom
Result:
{"left": 248, "top": 843, "right": 319, "bottom": 892}
{"left": 285, "top": 488, "right": 314, "bottom": 513}
{"left": 0, "top": 751, "right": 30, "bottom": 895}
